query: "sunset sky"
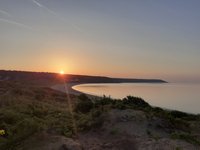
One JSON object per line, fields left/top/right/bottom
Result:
{"left": 0, "top": 0, "right": 200, "bottom": 82}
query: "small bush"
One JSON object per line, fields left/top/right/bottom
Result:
{"left": 75, "top": 95, "right": 94, "bottom": 113}
{"left": 78, "top": 94, "right": 89, "bottom": 101}
{"left": 170, "top": 110, "right": 198, "bottom": 121}
{"left": 95, "top": 95, "right": 113, "bottom": 106}
{"left": 91, "top": 109, "right": 102, "bottom": 118}
{"left": 0, "top": 110, "right": 21, "bottom": 124}
{"left": 114, "top": 101, "right": 126, "bottom": 110}
{"left": 123, "top": 96, "right": 150, "bottom": 108}
{"left": 76, "top": 108, "right": 104, "bottom": 131}
{"left": 171, "top": 132, "right": 200, "bottom": 145}
{"left": 0, "top": 118, "right": 44, "bottom": 149}
{"left": 152, "top": 107, "right": 165, "bottom": 114}
{"left": 110, "top": 128, "right": 119, "bottom": 135}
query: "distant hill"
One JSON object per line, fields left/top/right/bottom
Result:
{"left": 0, "top": 70, "right": 167, "bottom": 85}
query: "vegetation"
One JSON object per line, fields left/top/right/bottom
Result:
{"left": 0, "top": 80, "right": 200, "bottom": 149}
{"left": 0, "top": 82, "right": 73, "bottom": 149}
{"left": 171, "top": 132, "right": 200, "bottom": 145}
{"left": 74, "top": 94, "right": 94, "bottom": 113}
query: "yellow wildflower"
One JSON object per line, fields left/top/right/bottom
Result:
{"left": 0, "top": 129, "right": 5, "bottom": 136}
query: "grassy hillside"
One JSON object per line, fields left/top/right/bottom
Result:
{"left": 0, "top": 80, "right": 200, "bottom": 149}
{"left": 0, "top": 81, "right": 75, "bottom": 149}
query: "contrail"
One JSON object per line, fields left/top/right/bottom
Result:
{"left": 0, "top": 9, "right": 11, "bottom": 17}
{"left": 0, "top": 18, "right": 32, "bottom": 30}
{"left": 32, "top": 0, "right": 59, "bottom": 16}
{"left": 31, "top": 0, "right": 83, "bottom": 33}
{"left": 32, "top": 0, "right": 42, "bottom": 7}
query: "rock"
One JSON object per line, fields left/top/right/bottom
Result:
{"left": 59, "top": 138, "right": 82, "bottom": 150}
{"left": 102, "top": 142, "right": 113, "bottom": 148}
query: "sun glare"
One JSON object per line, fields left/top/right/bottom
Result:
{"left": 59, "top": 70, "right": 64, "bottom": 75}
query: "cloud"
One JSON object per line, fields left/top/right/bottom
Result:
{"left": 0, "top": 18, "right": 32, "bottom": 30}
{"left": 0, "top": 9, "right": 11, "bottom": 17}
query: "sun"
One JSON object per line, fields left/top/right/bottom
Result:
{"left": 59, "top": 70, "right": 65, "bottom": 75}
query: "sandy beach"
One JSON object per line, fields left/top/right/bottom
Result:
{"left": 51, "top": 83, "right": 82, "bottom": 95}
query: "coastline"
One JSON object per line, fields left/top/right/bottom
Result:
{"left": 57, "top": 82, "right": 199, "bottom": 114}
{"left": 51, "top": 83, "right": 100, "bottom": 99}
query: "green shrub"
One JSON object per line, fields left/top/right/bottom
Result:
{"left": 114, "top": 101, "right": 126, "bottom": 110}
{"left": 91, "top": 109, "right": 102, "bottom": 118}
{"left": 152, "top": 107, "right": 164, "bottom": 113}
{"left": 0, "top": 118, "right": 44, "bottom": 150}
{"left": 78, "top": 94, "right": 89, "bottom": 101}
{"left": 76, "top": 108, "right": 104, "bottom": 131}
{"left": 62, "top": 127, "right": 73, "bottom": 137}
{"left": 77, "top": 114, "right": 92, "bottom": 131}
{"left": 175, "top": 147, "right": 182, "bottom": 150}
{"left": 171, "top": 132, "right": 200, "bottom": 145}
{"left": 110, "top": 128, "right": 119, "bottom": 135}
{"left": 170, "top": 110, "right": 198, "bottom": 121}
{"left": 95, "top": 95, "right": 113, "bottom": 106}
{"left": 75, "top": 96, "right": 94, "bottom": 113}
{"left": 0, "top": 110, "right": 21, "bottom": 125}
{"left": 123, "top": 96, "right": 150, "bottom": 108}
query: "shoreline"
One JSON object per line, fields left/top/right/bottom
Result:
{"left": 51, "top": 82, "right": 168, "bottom": 96}
{"left": 51, "top": 83, "right": 100, "bottom": 99}
{"left": 51, "top": 82, "right": 198, "bottom": 115}
{"left": 51, "top": 83, "right": 82, "bottom": 95}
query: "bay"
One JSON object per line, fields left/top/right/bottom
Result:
{"left": 73, "top": 83, "right": 200, "bottom": 114}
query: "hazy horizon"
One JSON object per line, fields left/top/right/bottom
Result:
{"left": 1, "top": 0, "right": 200, "bottom": 83}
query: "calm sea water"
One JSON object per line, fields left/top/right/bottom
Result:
{"left": 73, "top": 83, "right": 200, "bottom": 114}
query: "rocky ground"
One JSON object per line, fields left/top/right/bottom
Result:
{"left": 18, "top": 109, "right": 200, "bottom": 150}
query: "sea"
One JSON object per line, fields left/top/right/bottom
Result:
{"left": 72, "top": 83, "right": 200, "bottom": 114}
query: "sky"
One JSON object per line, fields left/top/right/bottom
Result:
{"left": 0, "top": 0, "right": 200, "bottom": 83}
